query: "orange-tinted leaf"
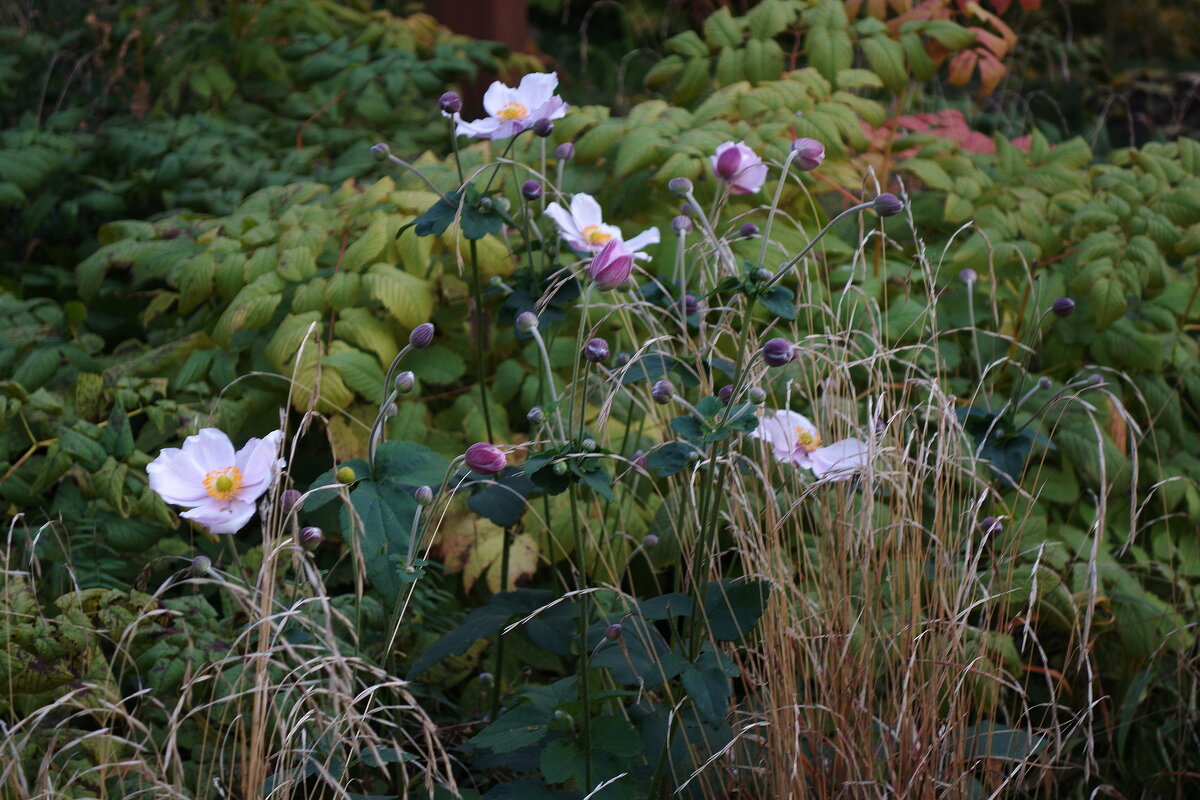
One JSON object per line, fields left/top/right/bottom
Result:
{"left": 977, "top": 49, "right": 1006, "bottom": 95}
{"left": 947, "top": 49, "right": 978, "bottom": 86}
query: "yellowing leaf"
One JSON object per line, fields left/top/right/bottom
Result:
{"left": 363, "top": 263, "right": 433, "bottom": 328}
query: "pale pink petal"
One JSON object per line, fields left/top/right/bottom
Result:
{"left": 515, "top": 72, "right": 559, "bottom": 107}
{"left": 481, "top": 80, "right": 516, "bottom": 117}
{"left": 530, "top": 96, "right": 568, "bottom": 122}
{"left": 545, "top": 201, "right": 587, "bottom": 249}
{"left": 750, "top": 409, "right": 812, "bottom": 462}
{"left": 235, "top": 430, "right": 285, "bottom": 499}
{"left": 455, "top": 116, "right": 503, "bottom": 139}
{"left": 147, "top": 448, "right": 211, "bottom": 506}
{"left": 810, "top": 438, "right": 870, "bottom": 481}
{"left": 711, "top": 141, "right": 736, "bottom": 176}
{"left": 734, "top": 161, "right": 769, "bottom": 194}
{"left": 623, "top": 228, "right": 661, "bottom": 259}
{"left": 182, "top": 500, "right": 258, "bottom": 535}
{"left": 181, "top": 428, "right": 236, "bottom": 472}
{"left": 569, "top": 193, "right": 605, "bottom": 229}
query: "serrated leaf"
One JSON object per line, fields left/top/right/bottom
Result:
{"left": 1090, "top": 277, "right": 1128, "bottom": 330}
{"left": 860, "top": 34, "right": 907, "bottom": 93}
{"left": 363, "top": 264, "right": 433, "bottom": 329}
{"left": 343, "top": 217, "right": 388, "bottom": 271}
{"left": 323, "top": 348, "right": 385, "bottom": 400}
{"left": 703, "top": 6, "right": 744, "bottom": 49}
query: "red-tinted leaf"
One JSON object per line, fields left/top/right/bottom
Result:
{"left": 947, "top": 49, "right": 978, "bottom": 86}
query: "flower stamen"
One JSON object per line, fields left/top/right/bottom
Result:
{"left": 582, "top": 225, "right": 612, "bottom": 246}
{"left": 496, "top": 102, "right": 528, "bottom": 122}
{"left": 203, "top": 466, "right": 244, "bottom": 501}
{"left": 795, "top": 427, "right": 821, "bottom": 453}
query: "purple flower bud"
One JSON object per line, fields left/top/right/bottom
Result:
{"left": 1037, "top": 376, "right": 1052, "bottom": 389}
{"left": 679, "top": 294, "right": 700, "bottom": 315}
{"left": 299, "top": 526, "right": 323, "bottom": 550}
{"left": 651, "top": 380, "right": 674, "bottom": 404}
{"left": 791, "top": 137, "right": 825, "bottom": 171}
{"left": 668, "top": 177, "right": 693, "bottom": 197}
{"left": 439, "top": 91, "right": 462, "bottom": 114}
{"left": 371, "top": 142, "right": 391, "bottom": 161}
{"left": 616, "top": 352, "right": 631, "bottom": 367}
{"left": 873, "top": 192, "right": 904, "bottom": 217}
{"left": 527, "top": 406, "right": 546, "bottom": 425}
{"left": 604, "top": 623, "right": 622, "bottom": 641}
{"left": 643, "top": 533, "right": 659, "bottom": 547}
{"left": 479, "top": 671, "right": 494, "bottom": 685}
{"left": 555, "top": 142, "right": 575, "bottom": 161}
{"left": 280, "top": 489, "right": 302, "bottom": 513}
{"left": 583, "top": 337, "right": 610, "bottom": 363}
{"left": 714, "top": 146, "right": 742, "bottom": 182}
{"left": 414, "top": 486, "right": 434, "bottom": 506}
{"left": 1089, "top": 373, "right": 1104, "bottom": 386}
{"left": 680, "top": 202, "right": 698, "bottom": 217}
{"left": 464, "top": 442, "right": 507, "bottom": 475}
{"left": 394, "top": 371, "right": 415, "bottom": 394}
{"left": 980, "top": 517, "right": 1002, "bottom": 535}
{"left": 1051, "top": 297, "right": 1075, "bottom": 318}
{"left": 748, "top": 387, "right": 767, "bottom": 404}
{"left": 190, "top": 555, "right": 212, "bottom": 577}
{"left": 672, "top": 215, "right": 693, "bottom": 234}
{"left": 754, "top": 268, "right": 773, "bottom": 282}
{"left": 631, "top": 450, "right": 646, "bottom": 469}
{"left": 515, "top": 311, "right": 539, "bottom": 332}
{"left": 521, "top": 180, "right": 543, "bottom": 201}
{"left": 762, "top": 337, "right": 796, "bottom": 367}
{"left": 588, "top": 239, "right": 635, "bottom": 291}
{"left": 717, "top": 385, "right": 734, "bottom": 404}
{"left": 532, "top": 118, "right": 554, "bottom": 137}
{"left": 740, "top": 222, "right": 759, "bottom": 238}
{"left": 409, "top": 322, "right": 435, "bottom": 349}
{"left": 959, "top": 268, "right": 977, "bottom": 285}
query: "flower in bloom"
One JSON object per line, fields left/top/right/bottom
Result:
{"left": 711, "top": 141, "right": 768, "bottom": 195}
{"left": 545, "top": 194, "right": 660, "bottom": 261}
{"left": 749, "top": 409, "right": 869, "bottom": 482}
{"left": 465, "top": 442, "right": 507, "bottom": 475}
{"left": 588, "top": 239, "right": 635, "bottom": 291}
{"left": 147, "top": 428, "right": 285, "bottom": 534}
{"left": 454, "top": 72, "right": 567, "bottom": 140}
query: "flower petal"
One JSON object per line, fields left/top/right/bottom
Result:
{"left": 181, "top": 428, "right": 236, "bottom": 473}
{"left": 623, "top": 228, "right": 661, "bottom": 259}
{"left": 147, "top": 448, "right": 211, "bottom": 506}
{"left": 235, "top": 430, "right": 285, "bottom": 500}
{"left": 569, "top": 193, "right": 605, "bottom": 229}
{"left": 481, "top": 80, "right": 516, "bottom": 117}
{"left": 455, "top": 116, "right": 502, "bottom": 139}
{"left": 182, "top": 500, "right": 258, "bottom": 535}
{"left": 545, "top": 201, "right": 586, "bottom": 248}
{"left": 516, "top": 71, "right": 559, "bottom": 107}
{"left": 810, "top": 438, "right": 870, "bottom": 481}
{"left": 531, "top": 96, "right": 568, "bottom": 122}
{"left": 750, "top": 409, "right": 814, "bottom": 462}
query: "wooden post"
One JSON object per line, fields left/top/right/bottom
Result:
{"left": 426, "top": 0, "right": 531, "bottom": 111}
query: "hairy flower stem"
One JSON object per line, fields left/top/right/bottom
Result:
{"left": 756, "top": 150, "right": 798, "bottom": 268}
{"left": 468, "top": 239, "right": 494, "bottom": 443}
{"left": 762, "top": 199, "right": 876, "bottom": 288}
{"left": 449, "top": 119, "right": 465, "bottom": 186}
{"left": 383, "top": 504, "right": 427, "bottom": 672}
{"left": 529, "top": 327, "right": 567, "bottom": 439}
{"left": 489, "top": 524, "right": 514, "bottom": 719}
{"left": 384, "top": 153, "right": 452, "bottom": 203}
{"left": 682, "top": 188, "right": 735, "bottom": 284}
{"left": 568, "top": 483, "right": 593, "bottom": 788}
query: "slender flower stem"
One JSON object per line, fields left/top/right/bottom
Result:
{"left": 682, "top": 188, "right": 735, "bottom": 284}
{"left": 763, "top": 200, "right": 875, "bottom": 288}
{"left": 385, "top": 153, "right": 452, "bottom": 202}
{"left": 567, "top": 483, "right": 593, "bottom": 789}
{"left": 756, "top": 150, "right": 798, "bottom": 268}
{"left": 468, "top": 239, "right": 495, "bottom": 442}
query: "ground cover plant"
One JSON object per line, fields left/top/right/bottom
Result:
{"left": 3, "top": 0, "right": 1200, "bottom": 797}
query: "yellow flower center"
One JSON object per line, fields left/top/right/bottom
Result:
{"left": 203, "top": 466, "right": 243, "bottom": 501}
{"left": 496, "top": 102, "right": 528, "bottom": 122}
{"left": 583, "top": 225, "right": 613, "bottom": 246}
{"left": 795, "top": 428, "right": 821, "bottom": 453}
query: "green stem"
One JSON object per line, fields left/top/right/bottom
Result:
{"left": 568, "top": 484, "right": 593, "bottom": 789}
{"left": 468, "top": 239, "right": 494, "bottom": 443}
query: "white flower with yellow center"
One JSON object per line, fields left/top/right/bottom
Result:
{"left": 544, "top": 193, "right": 660, "bottom": 260}
{"left": 749, "top": 408, "right": 869, "bottom": 482}
{"left": 454, "top": 72, "right": 568, "bottom": 141}
{"left": 147, "top": 428, "right": 285, "bottom": 534}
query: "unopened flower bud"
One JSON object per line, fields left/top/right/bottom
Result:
{"left": 394, "top": 371, "right": 416, "bottom": 394}
{"left": 527, "top": 406, "right": 546, "bottom": 425}
{"left": 604, "top": 623, "right": 622, "bottom": 641}
{"left": 299, "top": 526, "right": 323, "bottom": 550}
{"left": 668, "top": 177, "right": 693, "bottom": 197}
{"left": 371, "top": 142, "right": 391, "bottom": 161}
{"left": 555, "top": 142, "right": 575, "bottom": 161}
{"left": 672, "top": 215, "right": 692, "bottom": 234}
{"left": 464, "top": 442, "right": 507, "bottom": 475}
{"left": 479, "top": 671, "right": 494, "bottom": 685}
{"left": 438, "top": 91, "right": 462, "bottom": 114}
{"left": 959, "top": 268, "right": 977, "bottom": 285}
{"left": 651, "top": 380, "right": 674, "bottom": 404}
{"left": 643, "top": 533, "right": 659, "bottom": 547}
{"left": 748, "top": 387, "right": 767, "bottom": 405}
{"left": 515, "top": 311, "right": 539, "bottom": 332}
{"left": 409, "top": 322, "right": 435, "bottom": 349}
{"left": 754, "top": 268, "right": 773, "bottom": 282}
{"left": 552, "top": 461, "right": 569, "bottom": 476}
{"left": 631, "top": 451, "right": 646, "bottom": 469}
{"left": 336, "top": 466, "right": 357, "bottom": 484}
{"left": 581, "top": 437, "right": 597, "bottom": 452}
{"left": 873, "top": 192, "right": 904, "bottom": 217}
{"left": 717, "top": 385, "right": 734, "bottom": 404}
{"left": 680, "top": 202, "right": 698, "bottom": 217}
{"left": 615, "top": 352, "right": 631, "bottom": 367}
{"left": 190, "top": 555, "right": 211, "bottom": 577}
{"left": 791, "top": 137, "right": 825, "bottom": 171}
{"left": 532, "top": 118, "right": 554, "bottom": 137}
{"left": 980, "top": 517, "right": 1002, "bottom": 535}
{"left": 583, "top": 337, "right": 610, "bottom": 363}
{"left": 762, "top": 337, "right": 796, "bottom": 367}
{"left": 280, "top": 489, "right": 302, "bottom": 513}
{"left": 1051, "top": 297, "right": 1075, "bottom": 318}
{"left": 522, "top": 179, "right": 543, "bottom": 201}
{"left": 740, "top": 222, "right": 759, "bottom": 238}
{"left": 680, "top": 294, "right": 700, "bottom": 315}
{"left": 1037, "top": 376, "right": 1052, "bottom": 390}
{"left": 1088, "top": 374, "right": 1104, "bottom": 386}
{"left": 414, "top": 486, "right": 434, "bottom": 506}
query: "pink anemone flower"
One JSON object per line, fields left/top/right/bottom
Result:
{"left": 454, "top": 72, "right": 568, "bottom": 141}
{"left": 749, "top": 409, "right": 869, "bottom": 482}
